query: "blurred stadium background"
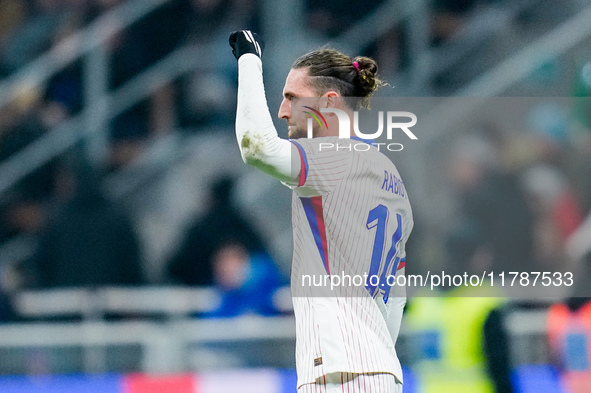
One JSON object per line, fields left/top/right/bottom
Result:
{"left": 1, "top": 0, "right": 591, "bottom": 392}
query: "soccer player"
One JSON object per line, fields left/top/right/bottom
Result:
{"left": 229, "top": 30, "right": 413, "bottom": 393}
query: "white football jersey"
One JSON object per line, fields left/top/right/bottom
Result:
{"left": 288, "top": 136, "right": 413, "bottom": 388}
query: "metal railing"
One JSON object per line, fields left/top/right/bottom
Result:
{"left": 0, "top": 287, "right": 552, "bottom": 374}
{"left": 4, "top": 286, "right": 294, "bottom": 373}
{"left": 12, "top": 286, "right": 291, "bottom": 318}
{"left": 0, "top": 0, "right": 173, "bottom": 109}
{"left": 0, "top": 43, "right": 212, "bottom": 196}
{"left": 334, "top": 0, "right": 542, "bottom": 95}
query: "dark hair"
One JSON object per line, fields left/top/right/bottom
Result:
{"left": 292, "top": 48, "right": 384, "bottom": 109}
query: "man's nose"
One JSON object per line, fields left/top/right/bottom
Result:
{"left": 278, "top": 98, "right": 290, "bottom": 119}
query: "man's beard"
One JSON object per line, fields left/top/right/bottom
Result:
{"left": 288, "top": 126, "right": 308, "bottom": 139}
{"left": 289, "top": 122, "right": 320, "bottom": 139}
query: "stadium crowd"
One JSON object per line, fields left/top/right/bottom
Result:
{"left": 0, "top": 0, "right": 501, "bottom": 292}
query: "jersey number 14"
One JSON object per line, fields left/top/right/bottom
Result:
{"left": 366, "top": 204, "right": 403, "bottom": 304}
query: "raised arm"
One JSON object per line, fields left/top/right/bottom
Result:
{"left": 230, "top": 31, "right": 301, "bottom": 185}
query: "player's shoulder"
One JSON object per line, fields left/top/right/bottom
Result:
{"left": 290, "top": 136, "right": 341, "bottom": 149}
{"left": 291, "top": 136, "right": 380, "bottom": 155}
{"left": 291, "top": 136, "right": 399, "bottom": 176}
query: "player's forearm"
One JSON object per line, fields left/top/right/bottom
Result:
{"left": 236, "top": 54, "right": 295, "bottom": 183}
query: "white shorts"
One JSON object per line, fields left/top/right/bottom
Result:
{"left": 298, "top": 372, "right": 403, "bottom": 393}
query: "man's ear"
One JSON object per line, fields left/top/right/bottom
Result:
{"left": 322, "top": 91, "right": 341, "bottom": 109}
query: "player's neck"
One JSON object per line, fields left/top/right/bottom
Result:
{"left": 321, "top": 108, "right": 355, "bottom": 138}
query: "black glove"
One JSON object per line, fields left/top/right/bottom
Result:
{"left": 229, "top": 30, "right": 264, "bottom": 60}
